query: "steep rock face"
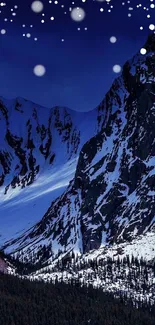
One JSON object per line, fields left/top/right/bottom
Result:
{"left": 0, "top": 99, "right": 83, "bottom": 193}
{"left": 2, "top": 35, "right": 155, "bottom": 263}
{"left": 0, "top": 97, "right": 102, "bottom": 244}
{"left": 0, "top": 94, "right": 104, "bottom": 244}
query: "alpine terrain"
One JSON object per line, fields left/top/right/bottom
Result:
{"left": 0, "top": 34, "right": 155, "bottom": 305}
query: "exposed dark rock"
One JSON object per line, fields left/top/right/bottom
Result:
{"left": 2, "top": 34, "right": 155, "bottom": 263}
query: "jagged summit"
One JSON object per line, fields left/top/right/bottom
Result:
{"left": 0, "top": 34, "right": 155, "bottom": 309}
{"left": 1, "top": 34, "right": 154, "bottom": 263}
{"left": 0, "top": 90, "right": 101, "bottom": 245}
{"left": 144, "top": 32, "right": 155, "bottom": 51}
{"left": 0, "top": 35, "right": 154, "bottom": 291}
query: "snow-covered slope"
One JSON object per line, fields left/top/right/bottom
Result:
{"left": 0, "top": 97, "right": 101, "bottom": 243}
{"left": 0, "top": 35, "right": 155, "bottom": 288}
{"left": 25, "top": 231, "right": 155, "bottom": 306}
{"left": 1, "top": 35, "right": 155, "bottom": 277}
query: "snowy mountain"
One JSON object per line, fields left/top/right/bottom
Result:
{"left": 0, "top": 97, "right": 102, "bottom": 243}
{"left": 1, "top": 34, "right": 155, "bottom": 297}
{"left": 26, "top": 231, "right": 155, "bottom": 306}
{"left": 3, "top": 34, "right": 155, "bottom": 258}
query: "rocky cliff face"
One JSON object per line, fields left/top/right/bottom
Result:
{"left": 1, "top": 35, "right": 155, "bottom": 267}
{"left": 0, "top": 99, "right": 86, "bottom": 193}
{"left": 0, "top": 90, "right": 101, "bottom": 244}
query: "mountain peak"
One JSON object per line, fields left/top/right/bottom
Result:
{"left": 1, "top": 35, "right": 155, "bottom": 289}
{"left": 144, "top": 33, "right": 155, "bottom": 51}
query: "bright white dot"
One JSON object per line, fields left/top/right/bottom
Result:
{"left": 113, "top": 64, "right": 121, "bottom": 73}
{"left": 1, "top": 29, "right": 6, "bottom": 34}
{"left": 71, "top": 7, "right": 85, "bottom": 22}
{"left": 33, "top": 64, "right": 46, "bottom": 77}
{"left": 140, "top": 48, "right": 147, "bottom": 55}
{"left": 149, "top": 24, "right": 155, "bottom": 30}
{"left": 110, "top": 36, "right": 117, "bottom": 43}
{"left": 31, "top": 1, "right": 43, "bottom": 13}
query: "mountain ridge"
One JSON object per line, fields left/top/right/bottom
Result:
{"left": 0, "top": 34, "right": 155, "bottom": 276}
{"left": 0, "top": 91, "right": 102, "bottom": 244}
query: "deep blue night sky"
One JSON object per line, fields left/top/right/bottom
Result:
{"left": 0, "top": 0, "right": 154, "bottom": 111}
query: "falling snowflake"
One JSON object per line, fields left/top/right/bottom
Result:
{"left": 71, "top": 7, "right": 86, "bottom": 22}
{"left": 113, "top": 65, "right": 121, "bottom": 73}
{"left": 110, "top": 36, "right": 117, "bottom": 43}
{"left": 33, "top": 65, "right": 46, "bottom": 76}
{"left": 1, "top": 29, "right": 6, "bottom": 35}
{"left": 31, "top": 1, "right": 44, "bottom": 13}
{"left": 140, "top": 48, "right": 147, "bottom": 55}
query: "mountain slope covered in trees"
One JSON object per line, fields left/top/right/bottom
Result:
{"left": 0, "top": 273, "right": 155, "bottom": 325}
